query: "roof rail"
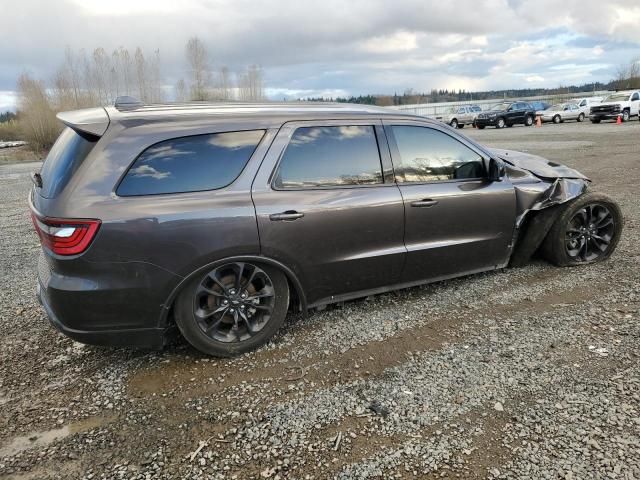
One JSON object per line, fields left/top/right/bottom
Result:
{"left": 114, "top": 96, "right": 143, "bottom": 111}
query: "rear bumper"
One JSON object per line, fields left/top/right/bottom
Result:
{"left": 37, "top": 281, "right": 167, "bottom": 348}
{"left": 36, "top": 251, "right": 180, "bottom": 349}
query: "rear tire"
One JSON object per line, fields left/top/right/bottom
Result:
{"left": 175, "top": 262, "right": 289, "bottom": 356}
{"left": 540, "top": 192, "right": 622, "bottom": 267}
{"left": 458, "top": 123, "right": 465, "bottom": 129}
{"left": 577, "top": 113, "right": 585, "bottom": 122}
{"left": 553, "top": 115, "right": 561, "bottom": 124}
{"left": 525, "top": 115, "right": 534, "bottom": 126}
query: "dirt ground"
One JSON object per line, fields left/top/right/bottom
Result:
{"left": 0, "top": 121, "right": 638, "bottom": 479}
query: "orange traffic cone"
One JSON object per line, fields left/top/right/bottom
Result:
{"left": 616, "top": 114, "right": 622, "bottom": 125}
{"left": 535, "top": 115, "right": 542, "bottom": 127}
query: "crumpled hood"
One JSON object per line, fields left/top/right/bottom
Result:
{"left": 492, "top": 149, "right": 589, "bottom": 180}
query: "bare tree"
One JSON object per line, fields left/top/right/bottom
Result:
{"left": 615, "top": 57, "right": 640, "bottom": 90}
{"left": 185, "top": 37, "right": 211, "bottom": 100}
{"left": 238, "top": 65, "right": 264, "bottom": 101}
{"left": 175, "top": 78, "right": 187, "bottom": 102}
{"left": 17, "top": 73, "right": 60, "bottom": 151}
{"left": 218, "top": 66, "right": 233, "bottom": 100}
{"left": 134, "top": 47, "right": 148, "bottom": 101}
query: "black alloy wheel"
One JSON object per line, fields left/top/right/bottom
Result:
{"left": 194, "top": 262, "right": 275, "bottom": 343}
{"left": 541, "top": 192, "right": 622, "bottom": 267}
{"left": 564, "top": 204, "right": 615, "bottom": 262}
{"left": 175, "top": 261, "right": 289, "bottom": 356}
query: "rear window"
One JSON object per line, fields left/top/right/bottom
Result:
{"left": 39, "top": 128, "right": 97, "bottom": 198}
{"left": 117, "top": 130, "right": 264, "bottom": 196}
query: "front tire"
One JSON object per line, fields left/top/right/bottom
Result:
{"left": 577, "top": 113, "right": 585, "bottom": 122}
{"left": 496, "top": 118, "right": 506, "bottom": 129}
{"left": 622, "top": 110, "right": 630, "bottom": 122}
{"left": 450, "top": 119, "right": 458, "bottom": 129}
{"left": 175, "top": 262, "right": 289, "bottom": 356}
{"left": 553, "top": 115, "right": 561, "bottom": 124}
{"left": 541, "top": 192, "right": 622, "bottom": 267}
{"left": 525, "top": 115, "right": 534, "bottom": 126}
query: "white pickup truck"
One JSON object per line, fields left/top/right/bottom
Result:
{"left": 589, "top": 90, "right": 640, "bottom": 123}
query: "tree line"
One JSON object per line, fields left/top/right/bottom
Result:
{"left": 307, "top": 58, "right": 640, "bottom": 107}
{"left": 5, "top": 37, "right": 265, "bottom": 151}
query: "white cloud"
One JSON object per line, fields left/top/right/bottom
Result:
{"left": 0, "top": 0, "right": 639, "bottom": 111}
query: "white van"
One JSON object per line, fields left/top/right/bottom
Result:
{"left": 575, "top": 97, "right": 603, "bottom": 115}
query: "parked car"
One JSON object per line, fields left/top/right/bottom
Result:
{"left": 31, "top": 99, "right": 623, "bottom": 356}
{"left": 527, "top": 100, "right": 552, "bottom": 112}
{"left": 537, "top": 103, "right": 585, "bottom": 123}
{"left": 590, "top": 90, "right": 640, "bottom": 122}
{"left": 575, "top": 96, "right": 602, "bottom": 115}
{"left": 475, "top": 101, "right": 537, "bottom": 129}
{"left": 434, "top": 105, "right": 481, "bottom": 129}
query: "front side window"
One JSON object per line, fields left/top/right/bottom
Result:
{"left": 117, "top": 130, "right": 264, "bottom": 196}
{"left": 391, "top": 126, "right": 485, "bottom": 183}
{"left": 273, "top": 126, "right": 383, "bottom": 189}
{"left": 632, "top": 92, "right": 639, "bottom": 101}
{"left": 579, "top": 100, "right": 586, "bottom": 107}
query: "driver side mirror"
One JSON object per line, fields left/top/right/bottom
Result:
{"left": 488, "top": 158, "right": 506, "bottom": 181}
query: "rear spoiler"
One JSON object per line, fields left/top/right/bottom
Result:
{"left": 56, "top": 107, "right": 109, "bottom": 137}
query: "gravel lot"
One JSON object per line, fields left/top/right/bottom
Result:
{"left": 0, "top": 121, "right": 638, "bottom": 479}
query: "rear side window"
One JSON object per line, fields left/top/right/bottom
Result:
{"left": 39, "top": 128, "right": 97, "bottom": 198}
{"left": 391, "top": 126, "right": 485, "bottom": 183}
{"left": 273, "top": 126, "right": 383, "bottom": 189}
{"left": 117, "top": 130, "right": 264, "bottom": 196}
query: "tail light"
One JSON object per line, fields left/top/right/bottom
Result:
{"left": 31, "top": 214, "right": 101, "bottom": 256}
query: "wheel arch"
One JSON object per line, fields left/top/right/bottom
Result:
{"left": 158, "top": 255, "right": 308, "bottom": 328}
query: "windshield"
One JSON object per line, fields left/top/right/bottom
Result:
{"left": 549, "top": 104, "right": 563, "bottom": 110}
{"left": 604, "top": 93, "right": 629, "bottom": 102}
{"left": 489, "top": 102, "right": 510, "bottom": 111}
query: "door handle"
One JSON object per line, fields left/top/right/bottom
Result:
{"left": 411, "top": 199, "right": 439, "bottom": 208}
{"left": 269, "top": 211, "right": 304, "bottom": 221}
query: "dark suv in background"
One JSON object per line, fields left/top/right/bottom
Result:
{"left": 475, "top": 101, "right": 537, "bottom": 129}
{"left": 31, "top": 99, "right": 622, "bottom": 356}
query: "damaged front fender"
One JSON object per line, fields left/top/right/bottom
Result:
{"left": 497, "top": 151, "right": 590, "bottom": 266}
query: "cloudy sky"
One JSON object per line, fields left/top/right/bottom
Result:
{"left": 1, "top": 0, "right": 639, "bottom": 110}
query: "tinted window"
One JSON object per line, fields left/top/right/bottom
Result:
{"left": 632, "top": 93, "right": 639, "bottom": 101}
{"left": 391, "top": 126, "right": 485, "bottom": 183}
{"left": 273, "top": 126, "right": 383, "bottom": 189}
{"left": 579, "top": 100, "right": 586, "bottom": 107}
{"left": 117, "top": 130, "right": 264, "bottom": 196}
{"left": 39, "top": 128, "right": 97, "bottom": 198}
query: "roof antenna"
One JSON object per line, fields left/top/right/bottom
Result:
{"left": 114, "top": 96, "right": 143, "bottom": 110}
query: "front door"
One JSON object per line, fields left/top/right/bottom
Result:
{"left": 252, "top": 120, "right": 406, "bottom": 306}
{"left": 383, "top": 121, "right": 516, "bottom": 284}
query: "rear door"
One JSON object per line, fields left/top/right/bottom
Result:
{"left": 252, "top": 120, "right": 406, "bottom": 305}
{"left": 383, "top": 120, "right": 516, "bottom": 284}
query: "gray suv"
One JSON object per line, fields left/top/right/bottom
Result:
{"left": 31, "top": 99, "right": 623, "bottom": 356}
